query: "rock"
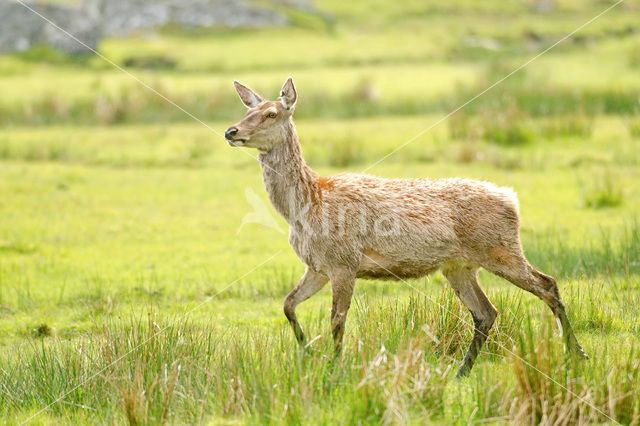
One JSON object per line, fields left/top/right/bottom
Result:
{"left": 0, "top": 0, "right": 296, "bottom": 55}
{"left": 0, "top": 0, "right": 50, "bottom": 53}
{"left": 91, "top": 0, "right": 288, "bottom": 36}
{"left": 39, "top": 2, "right": 102, "bottom": 54}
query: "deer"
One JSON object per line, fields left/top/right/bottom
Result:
{"left": 224, "top": 77, "right": 588, "bottom": 377}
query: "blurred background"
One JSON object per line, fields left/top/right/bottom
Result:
{"left": 1, "top": 0, "right": 639, "bottom": 423}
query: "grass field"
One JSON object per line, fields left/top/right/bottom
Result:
{"left": 1, "top": 0, "right": 639, "bottom": 424}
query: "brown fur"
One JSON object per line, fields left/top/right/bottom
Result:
{"left": 226, "top": 78, "right": 588, "bottom": 376}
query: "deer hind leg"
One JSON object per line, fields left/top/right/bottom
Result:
{"left": 482, "top": 247, "right": 588, "bottom": 358}
{"left": 442, "top": 263, "right": 498, "bottom": 378}
{"left": 328, "top": 269, "right": 356, "bottom": 355}
{"left": 284, "top": 268, "right": 329, "bottom": 345}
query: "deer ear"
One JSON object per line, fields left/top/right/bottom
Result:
{"left": 279, "top": 76, "right": 297, "bottom": 112}
{"left": 234, "top": 81, "right": 264, "bottom": 108}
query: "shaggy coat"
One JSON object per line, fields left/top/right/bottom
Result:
{"left": 225, "top": 78, "right": 587, "bottom": 376}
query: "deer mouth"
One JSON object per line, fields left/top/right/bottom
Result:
{"left": 226, "top": 138, "right": 248, "bottom": 147}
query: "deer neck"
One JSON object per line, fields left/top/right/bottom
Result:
{"left": 257, "top": 121, "right": 319, "bottom": 226}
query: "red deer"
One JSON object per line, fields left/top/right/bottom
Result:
{"left": 224, "top": 77, "right": 587, "bottom": 377}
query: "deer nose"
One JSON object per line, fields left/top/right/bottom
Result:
{"left": 225, "top": 127, "right": 238, "bottom": 140}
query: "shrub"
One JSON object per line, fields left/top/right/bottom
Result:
{"left": 628, "top": 118, "right": 640, "bottom": 138}
{"left": 122, "top": 55, "right": 178, "bottom": 70}
{"left": 17, "top": 45, "right": 88, "bottom": 65}
{"left": 449, "top": 106, "right": 534, "bottom": 146}
{"left": 348, "top": 77, "right": 380, "bottom": 103}
{"left": 304, "top": 135, "right": 365, "bottom": 167}
{"left": 539, "top": 112, "right": 593, "bottom": 139}
{"left": 449, "top": 111, "right": 482, "bottom": 142}
{"left": 579, "top": 171, "right": 624, "bottom": 209}
{"left": 456, "top": 141, "right": 483, "bottom": 163}
{"left": 507, "top": 322, "right": 640, "bottom": 424}
{"left": 482, "top": 107, "right": 535, "bottom": 146}
{"left": 355, "top": 335, "right": 451, "bottom": 424}
{"left": 629, "top": 43, "right": 640, "bottom": 68}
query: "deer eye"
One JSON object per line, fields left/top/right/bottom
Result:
{"left": 267, "top": 112, "right": 277, "bottom": 118}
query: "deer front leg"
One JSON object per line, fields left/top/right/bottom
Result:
{"left": 329, "top": 269, "right": 356, "bottom": 355}
{"left": 284, "top": 268, "right": 329, "bottom": 345}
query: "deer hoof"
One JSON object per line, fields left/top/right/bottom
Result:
{"left": 575, "top": 347, "right": 589, "bottom": 359}
{"left": 455, "top": 365, "right": 471, "bottom": 379}
{"left": 569, "top": 341, "right": 589, "bottom": 359}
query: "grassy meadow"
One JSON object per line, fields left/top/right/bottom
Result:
{"left": 1, "top": 0, "right": 640, "bottom": 423}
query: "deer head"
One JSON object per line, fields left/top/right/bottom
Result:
{"left": 225, "top": 77, "right": 298, "bottom": 151}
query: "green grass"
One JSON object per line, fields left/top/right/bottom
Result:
{"left": 1, "top": 0, "right": 639, "bottom": 423}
